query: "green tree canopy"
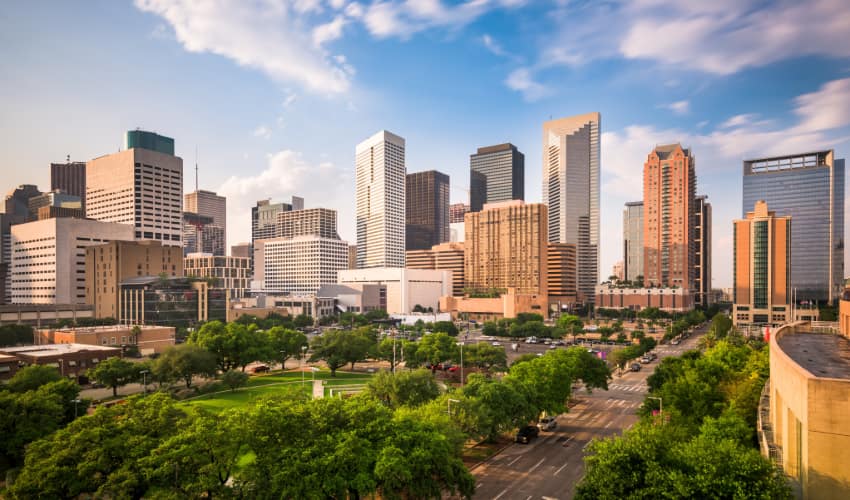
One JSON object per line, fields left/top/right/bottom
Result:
{"left": 265, "top": 326, "right": 308, "bottom": 367}
{"left": 152, "top": 344, "right": 218, "bottom": 388}
{"left": 366, "top": 369, "right": 441, "bottom": 409}
{"left": 309, "top": 329, "right": 374, "bottom": 376}
{"left": 89, "top": 357, "right": 137, "bottom": 397}
{"left": 416, "top": 333, "right": 458, "bottom": 370}
{"left": 220, "top": 370, "right": 250, "bottom": 392}
{"left": 6, "top": 364, "right": 62, "bottom": 393}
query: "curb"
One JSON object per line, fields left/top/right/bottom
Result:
{"left": 467, "top": 440, "right": 515, "bottom": 471}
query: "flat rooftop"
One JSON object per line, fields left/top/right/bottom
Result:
{"left": 777, "top": 332, "right": 850, "bottom": 379}
{"left": 0, "top": 343, "right": 120, "bottom": 357}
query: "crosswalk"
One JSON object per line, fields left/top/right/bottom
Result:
{"left": 608, "top": 383, "right": 648, "bottom": 393}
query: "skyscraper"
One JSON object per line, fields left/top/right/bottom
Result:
{"left": 86, "top": 130, "right": 183, "bottom": 246}
{"left": 277, "top": 208, "right": 339, "bottom": 239}
{"left": 355, "top": 130, "right": 406, "bottom": 269}
{"left": 643, "top": 143, "right": 696, "bottom": 289}
{"left": 742, "top": 150, "right": 844, "bottom": 304}
{"left": 185, "top": 190, "right": 226, "bottom": 253}
{"left": 252, "top": 196, "right": 304, "bottom": 243}
{"left": 449, "top": 203, "right": 469, "bottom": 223}
{"left": 406, "top": 170, "right": 450, "bottom": 251}
{"left": 733, "top": 201, "right": 791, "bottom": 326}
{"left": 464, "top": 200, "right": 547, "bottom": 295}
{"left": 50, "top": 160, "right": 86, "bottom": 211}
{"left": 469, "top": 143, "right": 524, "bottom": 212}
{"left": 623, "top": 201, "right": 644, "bottom": 283}
{"left": 543, "top": 113, "right": 600, "bottom": 303}
{"left": 694, "top": 195, "right": 712, "bottom": 306}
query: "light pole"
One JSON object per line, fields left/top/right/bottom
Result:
{"left": 447, "top": 398, "right": 460, "bottom": 416}
{"left": 71, "top": 398, "right": 81, "bottom": 418}
{"left": 648, "top": 396, "right": 663, "bottom": 423}
{"left": 140, "top": 369, "right": 149, "bottom": 396}
{"left": 457, "top": 341, "right": 464, "bottom": 387}
{"left": 300, "top": 346, "right": 308, "bottom": 386}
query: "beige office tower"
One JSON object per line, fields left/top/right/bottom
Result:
{"left": 643, "top": 143, "right": 696, "bottom": 288}
{"left": 464, "top": 200, "right": 547, "bottom": 295}
{"left": 86, "top": 131, "right": 183, "bottom": 246}
{"left": 348, "top": 245, "right": 357, "bottom": 269}
{"left": 185, "top": 190, "right": 226, "bottom": 253}
{"left": 276, "top": 208, "right": 339, "bottom": 239}
{"left": 85, "top": 240, "right": 183, "bottom": 319}
{"left": 355, "top": 130, "right": 406, "bottom": 269}
{"left": 547, "top": 243, "right": 577, "bottom": 305}
{"left": 231, "top": 242, "right": 251, "bottom": 258}
{"left": 543, "top": 113, "right": 600, "bottom": 303}
{"left": 732, "top": 201, "right": 791, "bottom": 326}
{"left": 406, "top": 242, "right": 465, "bottom": 297}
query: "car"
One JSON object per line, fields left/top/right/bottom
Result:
{"left": 252, "top": 365, "right": 270, "bottom": 373}
{"left": 543, "top": 340, "right": 552, "bottom": 345}
{"left": 640, "top": 356, "right": 651, "bottom": 364}
{"left": 630, "top": 363, "right": 642, "bottom": 372}
{"left": 447, "top": 365, "right": 459, "bottom": 372}
{"left": 515, "top": 425, "right": 540, "bottom": 443}
{"left": 549, "top": 345, "right": 557, "bottom": 350}
{"left": 671, "top": 338, "right": 681, "bottom": 345}
{"left": 553, "top": 340, "right": 565, "bottom": 346}
{"left": 538, "top": 416, "right": 557, "bottom": 431}
{"left": 491, "top": 341, "right": 502, "bottom": 347}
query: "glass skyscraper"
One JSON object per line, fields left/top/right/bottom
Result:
{"left": 469, "top": 143, "right": 524, "bottom": 212}
{"left": 742, "top": 150, "right": 844, "bottom": 304}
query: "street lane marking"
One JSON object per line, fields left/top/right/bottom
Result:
{"left": 508, "top": 455, "right": 522, "bottom": 466}
{"left": 604, "top": 421, "right": 613, "bottom": 429}
{"left": 493, "top": 488, "right": 509, "bottom": 500}
{"left": 528, "top": 458, "right": 545, "bottom": 473}
{"left": 554, "top": 461, "right": 570, "bottom": 476}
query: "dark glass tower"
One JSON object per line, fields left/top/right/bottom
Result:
{"left": 469, "top": 143, "right": 524, "bottom": 212}
{"left": 50, "top": 161, "right": 86, "bottom": 211}
{"left": 742, "top": 150, "right": 844, "bottom": 304}
{"left": 405, "top": 170, "right": 450, "bottom": 251}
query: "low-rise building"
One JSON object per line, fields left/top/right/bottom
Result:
{"left": 228, "top": 294, "right": 335, "bottom": 321}
{"left": 594, "top": 284, "right": 694, "bottom": 313}
{"left": 761, "top": 322, "right": 850, "bottom": 499}
{"left": 0, "top": 353, "right": 19, "bottom": 380}
{"left": 439, "top": 288, "right": 548, "bottom": 321}
{"left": 317, "top": 284, "right": 386, "bottom": 314}
{"left": 0, "top": 343, "right": 120, "bottom": 381}
{"left": 35, "top": 324, "right": 175, "bottom": 355}
{"left": 337, "top": 268, "right": 451, "bottom": 315}
{"left": 119, "top": 277, "right": 227, "bottom": 327}
{"left": 0, "top": 303, "right": 93, "bottom": 327}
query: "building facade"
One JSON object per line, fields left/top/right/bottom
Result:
{"left": 547, "top": 243, "right": 577, "bottom": 309}
{"left": 50, "top": 160, "right": 86, "bottom": 212}
{"left": 643, "top": 143, "right": 696, "bottom": 289}
{"left": 11, "top": 218, "right": 134, "bottom": 305}
{"left": 595, "top": 284, "right": 694, "bottom": 313}
{"left": 623, "top": 201, "right": 644, "bottom": 282}
{"left": 182, "top": 212, "right": 225, "bottom": 256}
{"left": 254, "top": 236, "right": 349, "bottom": 295}
{"left": 120, "top": 277, "right": 226, "bottom": 326}
{"left": 465, "top": 200, "right": 547, "bottom": 296}
{"left": 85, "top": 240, "right": 183, "bottom": 320}
{"left": 694, "top": 195, "right": 712, "bottom": 306}
{"left": 469, "top": 143, "right": 524, "bottom": 212}
{"left": 252, "top": 196, "right": 304, "bottom": 242}
{"left": 0, "top": 344, "right": 120, "bottom": 381}
{"left": 406, "top": 242, "right": 465, "bottom": 297}
{"left": 337, "top": 268, "right": 451, "bottom": 315}
{"left": 231, "top": 242, "right": 251, "bottom": 259}
{"left": 733, "top": 201, "right": 792, "bottom": 326}
{"left": 543, "top": 113, "right": 600, "bottom": 303}
{"left": 184, "top": 253, "right": 251, "bottom": 298}
{"left": 86, "top": 131, "right": 183, "bottom": 246}
{"left": 184, "top": 189, "right": 226, "bottom": 253}
{"left": 742, "top": 150, "right": 844, "bottom": 304}
{"left": 406, "top": 170, "right": 450, "bottom": 251}
{"left": 276, "top": 208, "right": 339, "bottom": 239}
{"left": 28, "top": 191, "right": 83, "bottom": 221}
{"left": 355, "top": 130, "right": 406, "bottom": 269}
{"left": 36, "top": 325, "right": 175, "bottom": 354}
{"left": 449, "top": 203, "right": 469, "bottom": 223}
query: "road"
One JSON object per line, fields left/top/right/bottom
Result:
{"left": 470, "top": 329, "right": 704, "bottom": 500}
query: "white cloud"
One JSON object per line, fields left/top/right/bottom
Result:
{"left": 504, "top": 67, "right": 550, "bottom": 101}
{"left": 218, "top": 150, "right": 354, "bottom": 246}
{"left": 664, "top": 100, "right": 690, "bottom": 115}
{"left": 792, "top": 77, "right": 850, "bottom": 133}
{"left": 134, "top": 0, "right": 351, "bottom": 93}
{"left": 282, "top": 90, "right": 297, "bottom": 108}
{"left": 481, "top": 34, "right": 506, "bottom": 57}
{"left": 720, "top": 114, "right": 755, "bottom": 129}
{"left": 313, "top": 15, "right": 347, "bottom": 46}
{"left": 253, "top": 125, "right": 272, "bottom": 139}
{"left": 361, "top": 0, "right": 522, "bottom": 39}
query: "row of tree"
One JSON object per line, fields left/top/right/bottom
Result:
{"left": 6, "top": 346, "right": 612, "bottom": 498}
{"left": 576, "top": 326, "right": 791, "bottom": 498}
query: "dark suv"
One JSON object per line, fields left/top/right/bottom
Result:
{"left": 515, "top": 425, "right": 540, "bottom": 444}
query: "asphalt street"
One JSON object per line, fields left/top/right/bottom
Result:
{"left": 470, "top": 329, "right": 704, "bottom": 500}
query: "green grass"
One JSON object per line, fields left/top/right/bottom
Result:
{"left": 183, "top": 369, "right": 374, "bottom": 413}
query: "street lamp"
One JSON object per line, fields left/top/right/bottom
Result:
{"left": 457, "top": 341, "right": 464, "bottom": 387}
{"left": 57, "top": 359, "right": 64, "bottom": 377}
{"left": 647, "top": 396, "right": 663, "bottom": 423}
{"left": 140, "top": 369, "right": 149, "bottom": 396}
{"left": 71, "top": 398, "right": 81, "bottom": 418}
{"left": 301, "top": 346, "right": 308, "bottom": 386}
{"left": 447, "top": 398, "right": 460, "bottom": 416}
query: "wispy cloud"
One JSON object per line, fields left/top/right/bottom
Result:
{"left": 253, "top": 125, "right": 272, "bottom": 139}
{"left": 664, "top": 100, "right": 690, "bottom": 115}
{"left": 504, "top": 67, "right": 550, "bottom": 101}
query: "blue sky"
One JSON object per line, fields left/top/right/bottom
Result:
{"left": 2, "top": 0, "right": 850, "bottom": 288}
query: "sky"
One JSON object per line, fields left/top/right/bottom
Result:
{"left": 2, "top": 0, "right": 850, "bottom": 289}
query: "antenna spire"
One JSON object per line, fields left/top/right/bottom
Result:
{"left": 195, "top": 145, "right": 199, "bottom": 192}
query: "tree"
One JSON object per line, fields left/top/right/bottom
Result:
{"left": 416, "top": 333, "right": 458, "bottom": 371}
{"left": 366, "top": 369, "right": 441, "bottom": 408}
{"left": 461, "top": 342, "right": 507, "bottom": 371}
{"left": 292, "top": 314, "right": 314, "bottom": 328}
{"left": 89, "top": 357, "right": 137, "bottom": 397}
{"left": 152, "top": 344, "right": 217, "bottom": 388}
{"left": 190, "top": 321, "right": 269, "bottom": 372}
{"left": 460, "top": 374, "right": 535, "bottom": 441}
{"left": 432, "top": 320, "right": 459, "bottom": 336}
{"left": 6, "top": 365, "right": 62, "bottom": 393}
{"left": 377, "top": 337, "right": 412, "bottom": 372}
{"left": 309, "top": 329, "right": 374, "bottom": 376}
{"left": 265, "top": 326, "right": 308, "bottom": 368}
{"left": 515, "top": 312, "right": 544, "bottom": 324}
{"left": 0, "top": 324, "right": 34, "bottom": 347}
{"left": 220, "top": 370, "right": 250, "bottom": 391}
{"left": 0, "top": 381, "right": 72, "bottom": 468}
{"left": 557, "top": 314, "right": 584, "bottom": 341}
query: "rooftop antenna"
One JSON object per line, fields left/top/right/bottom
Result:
{"left": 195, "top": 145, "right": 199, "bottom": 193}
{"left": 66, "top": 154, "right": 70, "bottom": 163}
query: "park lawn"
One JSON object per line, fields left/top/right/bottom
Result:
{"left": 184, "top": 370, "right": 375, "bottom": 413}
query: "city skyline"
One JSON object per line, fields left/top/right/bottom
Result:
{"left": 2, "top": 1, "right": 850, "bottom": 289}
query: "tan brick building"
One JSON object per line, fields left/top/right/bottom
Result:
{"left": 464, "top": 200, "right": 547, "bottom": 296}
{"left": 732, "top": 201, "right": 791, "bottom": 326}
{"left": 85, "top": 240, "right": 183, "bottom": 320}
{"left": 406, "top": 242, "right": 465, "bottom": 297}
{"left": 547, "top": 243, "right": 577, "bottom": 308}
{"left": 643, "top": 144, "right": 696, "bottom": 289}
{"left": 0, "top": 343, "right": 120, "bottom": 380}
{"left": 595, "top": 284, "right": 694, "bottom": 312}
{"left": 35, "top": 324, "right": 175, "bottom": 354}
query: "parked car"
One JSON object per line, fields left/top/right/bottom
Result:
{"left": 640, "top": 356, "right": 651, "bottom": 364}
{"left": 491, "top": 341, "right": 502, "bottom": 347}
{"left": 553, "top": 340, "right": 565, "bottom": 346}
{"left": 630, "top": 363, "right": 642, "bottom": 372}
{"left": 252, "top": 365, "right": 270, "bottom": 373}
{"left": 515, "top": 425, "right": 540, "bottom": 444}
{"left": 538, "top": 416, "right": 557, "bottom": 431}
{"left": 671, "top": 338, "right": 681, "bottom": 345}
